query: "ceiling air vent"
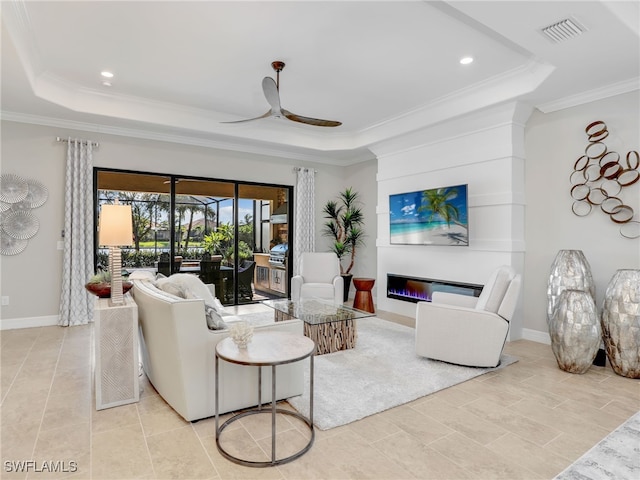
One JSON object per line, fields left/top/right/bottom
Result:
{"left": 541, "top": 18, "right": 585, "bottom": 43}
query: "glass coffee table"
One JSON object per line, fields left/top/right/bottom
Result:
{"left": 262, "top": 298, "right": 375, "bottom": 355}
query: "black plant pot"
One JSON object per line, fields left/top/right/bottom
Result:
{"left": 342, "top": 274, "right": 353, "bottom": 303}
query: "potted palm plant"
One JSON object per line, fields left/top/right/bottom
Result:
{"left": 322, "top": 187, "right": 365, "bottom": 301}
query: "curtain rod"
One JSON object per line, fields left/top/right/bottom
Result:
{"left": 56, "top": 136, "right": 99, "bottom": 148}
{"left": 293, "top": 167, "right": 317, "bottom": 173}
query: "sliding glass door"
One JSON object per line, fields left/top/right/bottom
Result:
{"left": 95, "top": 168, "right": 292, "bottom": 306}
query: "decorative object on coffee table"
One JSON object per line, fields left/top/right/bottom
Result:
{"left": 353, "top": 277, "right": 375, "bottom": 313}
{"left": 547, "top": 249, "right": 595, "bottom": 324}
{"left": 601, "top": 269, "right": 640, "bottom": 378}
{"left": 549, "top": 289, "right": 600, "bottom": 373}
{"left": 263, "top": 297, "right": 375, "bottom": 355}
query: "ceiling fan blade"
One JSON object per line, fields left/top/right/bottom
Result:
{"left": 220, "top": 110, "right": 272, "bottom": 124}
{"left": 282, "top": 109, "right": 342, "bottom": 127}
{"left": 262, "top": 77, "right": 281, "bottom": 114}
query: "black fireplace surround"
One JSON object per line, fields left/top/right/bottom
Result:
{"left": 387, "top": 273, "right": 483, "bottom": 303}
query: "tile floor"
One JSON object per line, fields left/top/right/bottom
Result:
{"left": 1, "top": 307, "right": 638, "bottom": 480}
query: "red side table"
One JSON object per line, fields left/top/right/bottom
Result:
{"left": 353, "top": 278, "right": 375, "bottom": 313}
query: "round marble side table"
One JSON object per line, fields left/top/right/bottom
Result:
{"left": 215, "top": 331, "right": 315, "bottom": 467}
{"left": 353, "top": 277, "right": 375, "bottom": 313}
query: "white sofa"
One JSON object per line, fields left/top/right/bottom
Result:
{"left": 131, "top": 279, "right": 304, "bottom": 422}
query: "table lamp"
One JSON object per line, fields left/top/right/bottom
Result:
{"left": 98, "top": 204, "right": 134, "bottom": 305}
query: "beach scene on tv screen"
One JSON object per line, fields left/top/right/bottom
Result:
{"left": 389, "top": 184, "right": 469, "bottom": 246}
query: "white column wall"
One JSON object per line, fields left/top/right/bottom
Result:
{"left": 373, "top": 102, "right": 531, "bottom": 339}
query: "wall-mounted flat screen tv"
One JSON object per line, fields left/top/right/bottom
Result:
{"left": 389, "top": 184, "right": 469, "bottom": 246}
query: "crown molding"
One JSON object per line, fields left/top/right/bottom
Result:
{"left": 0, "top": 111, "right": 375, "bottom": 166}
{"left": 537, "top": 78, "right": 640, "bottom": 113}
{"left": 357, "top": 58, "right": 553, "bottom": 148}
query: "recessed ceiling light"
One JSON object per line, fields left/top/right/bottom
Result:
{"left": 101, "top": 71, "right": 114, "bottom": 78}
{"left": 460, "top": 57, "right": 474, "bottom": 65}
{"left": 102, "top": 81, "right": 112, "bottom": 87}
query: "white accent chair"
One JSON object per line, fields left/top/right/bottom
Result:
{"left": 291, "top": 252, "right": 344, "bottom": 304}
{"left": 415, "top": 266, "right": 521, "bottom": 367}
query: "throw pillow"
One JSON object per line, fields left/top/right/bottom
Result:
{"left": 128, "top": 270, "right": 156, "bottom": 282}
{"left": 156, "top": 278, "right": 186, "bottom": 298}
{"left": 168, "top": 274, "right": 228, "bottom": 330}
{"left": 203, "top": 303, "right": 228, "bottom": 330}
{"left": 165, "top": 274, "right": 216, "bottom": 305}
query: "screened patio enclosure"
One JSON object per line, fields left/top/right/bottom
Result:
{"left": 95, "top": 169, "right": 291, "bottom": 305}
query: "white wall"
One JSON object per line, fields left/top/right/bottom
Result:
{"left": 372, "top": 101, "right": 531, "bottom": 339}
{"left": 0, "top": 121, "right": 366, "bottom": 327}
{"left": 524, "top": 90, "right": 640, "bottom": 340}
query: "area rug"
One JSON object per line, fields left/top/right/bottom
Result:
{"left": 554, "top": 411, "right": 640, "bottom": 480}
{"left": 287, "top": 317, "right": 517, "bottom": 430}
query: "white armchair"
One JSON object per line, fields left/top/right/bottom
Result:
{"left": 415, "top": 266, "right": 521, "bottom": 367}
{"left": 291, "top": 252, "right": 344, "bottom": 304}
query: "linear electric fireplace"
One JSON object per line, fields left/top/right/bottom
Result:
{"left": 387, "top": 273, "right": 483, "bottom": 303}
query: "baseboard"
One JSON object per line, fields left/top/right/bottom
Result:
{"left": 521, "top": 328, "right": 551, "bottom": 345}
{"left": 0, "top": 315, "right": 60, "bottom": 330}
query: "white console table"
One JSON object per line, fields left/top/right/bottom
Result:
{"left": 94, "top": 295, "right": 139, "bottom": 410}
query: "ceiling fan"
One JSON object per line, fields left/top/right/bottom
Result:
{"left": 223, "top": 61, "right": 342, "bottom": 127}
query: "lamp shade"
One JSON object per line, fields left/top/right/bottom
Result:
{"left": 98, "top": 204, "right": 134, "bottom": 247}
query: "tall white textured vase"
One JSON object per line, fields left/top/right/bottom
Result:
{"left": 547, "top": 250, "right": 596, "bottom": 323}
{"left": 602, "top": 269, "right": 640, "bottom": 379}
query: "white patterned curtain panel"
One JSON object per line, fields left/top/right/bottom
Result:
{"left": 59, "top": 139, "right": 95, "bottom": 326}
{"left": 293, "top": 167, "right": 315, "bottom": 276}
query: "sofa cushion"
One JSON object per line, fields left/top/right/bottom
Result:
{"left": 301, "top": 283, "right": 337, "bottom": 300}
{"left": 157, "top": 274, "right": 228, "bottom": 330}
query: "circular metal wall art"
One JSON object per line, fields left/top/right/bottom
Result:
{"left": 0, "top": 174, "right": 48, "bottom": 255}
{"left": 617, "top": 169, "right": 640, "bottom": 187}
{"left": 601, "top": 197, "right": 623, "bottom": 215}
{"left": 574, "top": 155, "right": 590, "bottom": 171}
{"left": 570, "top": 184, "right": 590, "bottom": 201}
{"left": 586, "top": 188, "right": 607, "bottom": 205}
{"left": 585, "top": 120, "right": 607, "bottom": 138}
{"left": 584, "top": 164, "right": 602, "bottom": 183}
{"left": 585, "top": 141, "right": 607, "bottom": 160}
{"left": 3, "top": 210, "right": 39, "bottom": 239}
{"left": 572, "top": 201, "right": 592, "bottom": 217}
{"left": 610, "top": 205, "right": 634, "bottom": 224}
{"left": 570, "top": 121, "right": 639, "bottom": 239}
{"left": 0, "top": 174, "right": 29, "bottom": 203}
{"left": 600, "top": 179, "right": 622, "bottom": 197}
{"left": 620, "top": 221, "right": 640, "bottom": 239}
{"left": 23, "top": 179, "right": 49, "bottom": 208}
{"left": 0, "top": 231, "right": 28, "bottom": 256}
